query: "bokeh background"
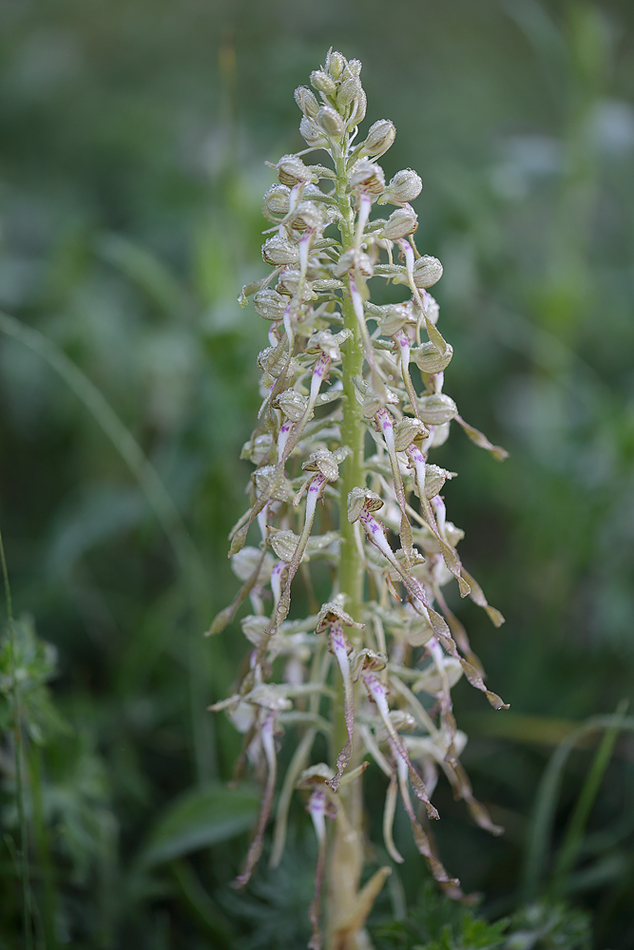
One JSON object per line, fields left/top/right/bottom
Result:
{"left": 1, "top": 0, "right": 634, "bottom": 947}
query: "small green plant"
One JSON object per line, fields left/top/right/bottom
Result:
{"left": 210, "top": 49, "right": 509, "bottom": 949}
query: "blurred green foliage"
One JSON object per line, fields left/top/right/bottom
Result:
{"left": 1, "top": 0, "right": 634, "bottom": 946}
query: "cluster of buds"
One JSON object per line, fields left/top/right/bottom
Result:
{"left": 210, "top": 49, "right": 508, "bottom": 950}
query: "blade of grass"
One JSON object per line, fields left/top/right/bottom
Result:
{"left": 168, "top": 859, "right": 234, "bottom": 946}
{"left": 28, "top": 743, "right": 58, "bottom": 950}
{"left": 523, "top": 711, "right": 634, "bottom": 902}
{"left": 0, "top": 310, "right": 215, "bottom": 783}
{"left": 550, "top": 699, "right": 629, "bottom": 900}
{"left": 0, "top": 526, "right": 34, "bottom": 950}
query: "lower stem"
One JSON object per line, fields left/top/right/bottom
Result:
{"left": 326, "top": 144, "right": 369, "bottom": 950}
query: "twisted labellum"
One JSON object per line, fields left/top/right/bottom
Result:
{"left": 210, "top": 49, "right": 508, "bottom": 948}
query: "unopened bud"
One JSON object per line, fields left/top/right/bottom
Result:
{"left": 303, "top": 449, "right": 339, "bottom": 482}
{"left": 335, "top": 247, "right": 373, "bottom": 278}
{"left": 360, "top": 119, "right": 396, "bottom": 158}
{"left": 418, "top": 393, "right": 457, "bottom": 425}
{"left": 290, "top": 200, "right": 323, "bottom": 232}
{"left": 344, "top": 59, "right": 362, "bottom": 79}
{"left": 276, "top": 268, "right": 314, "bottom": 300}
{"left": 348, "top": 88, "right": 367, "bottom": 126}
{"left": 253, "top": 288, "right": 288, "bottom": 321}
{"left": 326, "top": 50, "right": 345, "bottom": 80}
{"left": 393, "top": 417, "right": 429, "bottom": 452}
{"left": 379, "top": 169, "right": 423, "bottom": 205}
{"left": 310, "top": 69, "right": 337, "bottom": 98}
{"left": 337, "top": 74, "right": 363, "bottom": 108}
{"left": 412, "top": 255, "right": 443, "bottom": 288}
{"left": 317, "top": 105, "right": 345, "bottom": 139}
{"left": 241, "top": 615, "right": 271, "bottom": 647}
{"left": 380, "top": 207, "right": 418, "bottom": 240}
{"left": 349, "top": 159, "right": 385, "bottom": 195}
{"left": 262, "top": 235, "right": 300, "bottom": 266}
{"left": 299, "top": 117, "right": 329, "bottom": 148}
{"left": 275, "top": 389, "right": 309, "bottom": 422}
{"left": 347, "top": 487, "right": 383, "bottom": 523}
{"left": 262, "top": 183, "right": 291, "bottom": 221}
{"left": 231, "top": 547, "right": 274, "bottom": 583}
{"left": 240, "top": 432, "right": 274, "bottom": 465}
{"left": 423, "top": 464, "right": 456, "bottom": 499}
{"left": 294, "top": 85, "right": 319, "bottom": 119}
{"left": 379, "top": 302, "right": 414, "bottom": 336}
{"left": 254, "top": 466, "right": 293, "bottom": 503}
{"left": 276, "top": 154, "right": 316, "bottom": 186}
{"left": 411, "top": 341, "right": 453, "bottom": 374}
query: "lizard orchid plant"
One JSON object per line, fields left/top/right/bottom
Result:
{"left": 209, "top": 49, "right": 508, "bottom": 950}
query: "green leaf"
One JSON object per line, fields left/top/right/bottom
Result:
{"left": 138, "top": 783, "right": 259, "bottom": 868}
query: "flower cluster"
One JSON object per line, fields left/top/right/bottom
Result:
{"left": 210, "top": 49, "right": 508, "bottom": 949}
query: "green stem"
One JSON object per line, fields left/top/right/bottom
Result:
{"left": 335, "top": 164, "right": 366, "bottom": 627}
{"left": 326, "top": 139, "right": 367, "bottom": 948}
{"left": 0, "top": 527, "right": 34, "bottom": 950}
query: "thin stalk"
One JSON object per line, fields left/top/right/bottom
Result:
{"left": 550, "top": 699, "right": 628, "bottom": 900}
{"left": 0, "top": 526, "right": 34, "bottom": 949}
{"left": 326, "top": 137, "right": 367, "bottom": 949}
{"left": 523, "top": 712, "right": 634, "bottom": 902}
{"left": 29, "top": 744, "right": 58, "bottom": 950}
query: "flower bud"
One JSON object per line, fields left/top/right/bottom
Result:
{"left": 294, "top": 85, "right": 319, "bottom": 119}
{"left": 344, "top": 59, "right": 362, "bottom": 79}
{"left": 241, "top": 615, "right": 271, "bottom": 647}
{"left": 337, "top": 74, "right": 363, "bottom": 108}
{"left": 299, "top": 117, "right": 329, "bottom": 149}
{"left": 430, "top": 421, "right": 450, "bottom": 448}
{"left": 445, "top": 522, "right": 464, "bottom": 547}
{"left": 310, "top": 69, "right": 337, "bottom": 98}
{"left": 423, "top": 464, "right": 456, "bottom": 499}
{"left": 262, "top": 183, "right": 291, "bottom": 221}
{"left": 258, "top": 345, "right": 301, "bottom": 380}
{"left": 348, "top": 88, "right": 367, "bottom": 127}
{"left": 380, "top": 207, "right": 418, "bottom": 240}
{"left": 247, "top": 684, "right": 292, "bottom": 711}
{"left": 393, "top": 417, "right": 429, "bottom": 452}
{"left": 418, "top": 393, "right": 457, "bottom": 425}
{"left": 317, "top": 105, "right": 345, "bottom": 139}
{"left": 240, "top": 432, "right": 274, "bottom": 465}
{"left": 231, "top": 546, "right": 274, "bottom": 583}
{"left": 360, "top": 120, "right": 396, "bottom": 158}
{"left": 378, "top": 302, "right": 414, "bottom": 336}
{"left": 254, "top": 465, "right": 293, "bottom": 502}
{"left": 275, "top": 389, "right": 309, "bottom": 422}
{"left": 326, "top": 49, "right": 345, "bottom": 80}
{"left": 307, "top": 328, "right": 350, "bottom": 361}
{"left": 411, "top": 341, "right": 453, "bottom": 374}
{"left": 348, "top": 159, "right": 385, "bottom": 195}
{"left": 289, "top": 200, "right": 323, "bottom": 231}
{"left": 379, "top": 169, "right": 423, "bottom": 205}
{"left": 275, "top": 154, "right": 316, "bottom": 186}
{"left": 347, "top": 487, "right": 383, "bottom": 523}
{"left": 297, "top": 762, "right": 335, "bottom": 787}
{"left": 335, "top": 248, "right": 374, "bottom": 278}
{"left": 303, "top": 448, "right": 340, "bottom": 482}
{"left": 404, "top": 613, "right": 434, "bottom": 647}
{"left": 315, "top": 600, "right": 364, "bottom": 634}
{"left": 412, "top": 255, "right": 443, "bottom": 288}
{"left": 253, "top": 288, "right": 288, "bottom": 321}
{"left": 262, "top": 235, "right": 300, "bottom": 266}
{"left": 276, "top": 268, "right": 314, "bottom": 300}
